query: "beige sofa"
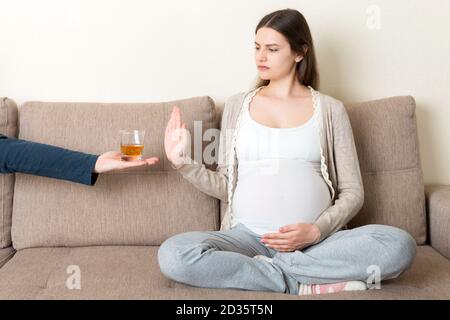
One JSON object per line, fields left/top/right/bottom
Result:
{"left": 0, "top": 93, "right": 449, "bottom": 300}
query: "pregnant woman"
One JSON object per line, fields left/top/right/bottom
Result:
{"left": 158, "top": 8, "right": 417, "bottom": 295}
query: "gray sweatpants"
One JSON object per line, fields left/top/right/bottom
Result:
{"left": 157, "top": 222, "right": 417, "bottom": 295}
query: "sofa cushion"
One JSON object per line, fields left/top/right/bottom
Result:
{"left": 0, "top": 245, "right": 448, "bottom": 299}
{"left": 344, "top": 96, "right": 427, "bottom": 244}
{"left": 0, "top": 97, "right": 18, "bottom": 248}
{"left": 12, "top": 97, "right": 221, "bottom": 250}
{"left": 425, "top": 184, "right": 450, "bottom": 259}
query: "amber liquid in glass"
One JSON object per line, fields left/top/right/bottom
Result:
{"left": 121, "top": 144, "right": 144, "bottom": 161}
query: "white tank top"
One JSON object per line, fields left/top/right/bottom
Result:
{"left": 232, "top": 99, "right": 332, "bottom": 235}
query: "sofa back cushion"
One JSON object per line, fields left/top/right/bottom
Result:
{"left": 12, "top": 97, "right": 220, "bottom": 250}
{"left": 345, "top": 96, "right": 427, "bottom": 244}
{"left": 0, "top": 98, "right": 18, "bottom": 248}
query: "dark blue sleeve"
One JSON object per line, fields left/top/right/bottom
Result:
{"left": 0, "top": 134, "right": 99, "bottom": 186}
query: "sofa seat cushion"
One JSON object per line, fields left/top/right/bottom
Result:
{"left": 0, "top": 245, "right": 448, "bottom": 299}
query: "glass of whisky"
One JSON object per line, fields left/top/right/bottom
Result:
{"left": 120, "top": 130, "right": 145, "bottom": 161}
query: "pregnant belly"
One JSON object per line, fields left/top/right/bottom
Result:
{"left": 232, "top": 159, "right": 332, "bottom": 232}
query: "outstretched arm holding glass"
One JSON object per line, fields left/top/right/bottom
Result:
{"left": 0, "top": 133, "right": 159, "bottom": 186}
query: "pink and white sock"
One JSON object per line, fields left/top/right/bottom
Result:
{"left": 298, "top": 281, "right": 367, "bottom": 295}
{"left": 253, "top": 255, "right": 368, "bottom": 295}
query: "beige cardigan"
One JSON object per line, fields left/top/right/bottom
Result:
{"left": 174, "top": 86, "right": 364, "bottom": 245}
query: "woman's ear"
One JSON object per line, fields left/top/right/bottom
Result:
{"left": 295, "top": 47, "right": 307, "bottom": 63}
{"left": 296, "top": 46, "right": 308, "bottom": 62}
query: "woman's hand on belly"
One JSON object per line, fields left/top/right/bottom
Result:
{"left": 260, "top": 223, "right": 321, "bottom": 252}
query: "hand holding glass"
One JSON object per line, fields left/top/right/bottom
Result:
{"left": 120, "top": 130, "right": 145, "bottom": 161}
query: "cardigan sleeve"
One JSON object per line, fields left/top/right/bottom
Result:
{"left": 312, "top": 102, "right": 365, "bottom": 244}
{"left": 0, "top": 134, "right": 99, "bottom": 186}
{"left": 173, "top": 158, "right": 228, "bottom": 202}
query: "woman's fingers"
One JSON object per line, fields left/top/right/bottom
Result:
{"left": 169, "top": 110, "right": 175, "bottom": 130}
{"left": 167, "top": 106, "right": 180, "bottom": 135}
{"left": 168, "top": 106, "right": 177, "bottom": 125}
{"left": 166, "top": 111, "right": 177, "bottom": 142}
{"left": 174, "top": 106, "right": 181, "bottom": 129}
{"left": 267, "top": 245, "right": 293, "bottom": 252}
{"left": 263, "top": 239, "right": 290, "bottom": 245}
{"left": 180, "top": 123, "right": 188, "bottom": 144}
{"left": 165, "top": 115, "right": 173, "bottom": 133}
{"left": 164, "top": 106, "right": 188, "bottom": 164}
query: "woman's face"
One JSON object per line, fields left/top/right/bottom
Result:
{"left": 254, "top": 27, "right": 302, "bottom": 81}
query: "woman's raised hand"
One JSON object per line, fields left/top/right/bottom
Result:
{"left": 164, "top": 106, "right": 189, "bottom": 168}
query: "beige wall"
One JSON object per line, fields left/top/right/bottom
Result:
{"left": 0, "top": 0, "right": 449, "bottom": 184}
